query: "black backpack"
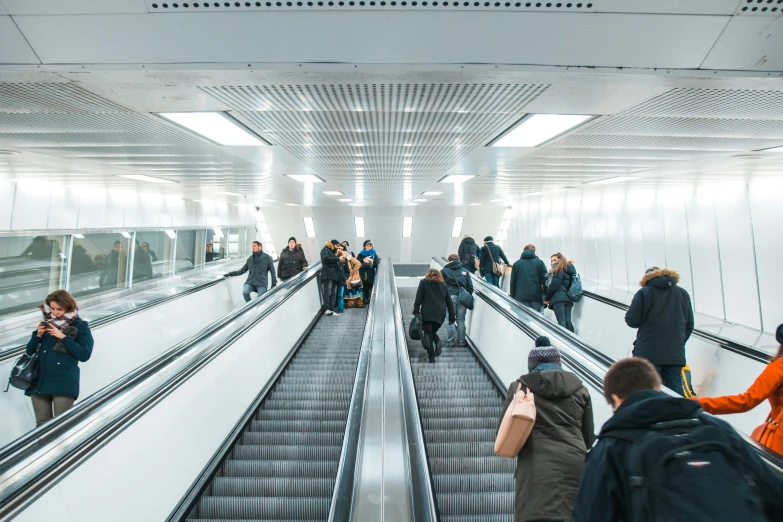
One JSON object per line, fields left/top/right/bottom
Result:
{"left": 604, "top": 415, "right": 767, "bottom": 522}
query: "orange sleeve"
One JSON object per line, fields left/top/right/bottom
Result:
{"left": 698, "top": 359, "right": 783, "bottom": 415}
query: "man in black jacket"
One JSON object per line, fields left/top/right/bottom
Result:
{"left": 320, "top": 240, "right": 340, "bottom": 316}
{"left": 572, "top": 357, "right": 783, "bottom": 522}
{"left": 479, "top": 236, "right": 509, "bottom": 287}
{"left": 509, "top": 244, "right": 547, "bottom": 312}
{"left": 625, "top": 267, "right": 694, "bottom": 396}
{"left": 225, "top": 241, "right": 277, "bottom": 302}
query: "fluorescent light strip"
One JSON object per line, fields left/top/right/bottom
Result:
{"left": 158, "top": 112, "right": 267, "bottom": 146}
{"left": 117, "top": 174, "right": 177, "bottom": 184}
{"left": 413, "top": 199, "right": 427, "bottom": 202}
{"left": 451, "top": 217, "right": 464, "bottom": 238}
{"left": 491, "top": 114, "right": 593, "bottom": 148}
{"left": 303, "top": 217, "right": 316, "bottom": 238}
{"left": 218, "top": 191, "right": 244, "bottom": 197}
{"left": 583, "top": 176, "right": 643, "bottom": 185}
{"left": 355, "top": 217, "right": 365, "bottom": 237}
{"left": 287, "top": 174, "right": 324, "bottom": 183}
{"left": 402, "top": 216, "right": 413, "bottom": 238}
{"left": 339, "top": 198, "right": 353, "bottom": 202}
{"left": 323, "top": 191, "right": 344, "bottom": 196}
{"left": 440, "top": 175, "right": 475, "bottom": 184}
{"left": 422, "top": 191, "right": 442, "bottom": 196}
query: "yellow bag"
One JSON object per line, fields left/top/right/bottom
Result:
{"left": 681, "top": 365, "right": 696, "bottom": 398}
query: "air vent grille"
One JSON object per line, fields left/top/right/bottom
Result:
{"left": 147, "top": 0, "right": 594, "bottom": 10}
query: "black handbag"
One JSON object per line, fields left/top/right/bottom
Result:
{"left": 5, "top": 350, "right": 39, "bottom": 392}
{"left": 409, "top": 314, "right": 423, "bottom": 341}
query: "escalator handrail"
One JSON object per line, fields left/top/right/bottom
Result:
{"left": 0, "top": 259, "right": 244, "bottom": 364}
{"left": 451, "top": 258, "right": 783, "bottom": 474}
{"left": 0, "top": 263, "right": 322, "bottom": 520}
{"left": 582, "top": 289, "right": 773, "bottom": 364}
{"left": 328, "top": 261, "right": 381, "bottom": 522}
{"left": 388, "top": 263, "right": 440, "bottom": 522}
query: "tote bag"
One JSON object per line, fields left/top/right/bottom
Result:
{"left": 495, "top": 382, "right": 536, "bottom": 458}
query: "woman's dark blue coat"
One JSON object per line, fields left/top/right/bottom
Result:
{"left": 25, "top": 318, "right": 94, "bottom": 398}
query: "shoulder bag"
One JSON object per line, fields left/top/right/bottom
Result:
{"left": 5, "top": 347, "right": 40, "bottom": 392}
{"left": 455, "top": 277, "right": 475, "bottom": 310}
{"left": 487, "top": 246, "right": 503, "bottom": 277}
{"left": 495, "top": 381, "right": 536, "bottom": 458}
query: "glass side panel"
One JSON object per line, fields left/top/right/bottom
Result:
{"left": 205, "top": 229, "right": 227, "bottom": 263}
{"left": 175, "top": 229, "right": 198, "bottom": 274}
{"left": 69, "top": 233, "right": 132, "bottom": 300}
{"left": 133, "top": 231, "right": 174, "bottom": 283}
{"left": 0, "top": 235, "right": 67, "bottom": 317}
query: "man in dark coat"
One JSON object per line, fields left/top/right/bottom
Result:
{"left": 278, "top": 237, "right": 309, "bottom": 281}
{"left": 625, "top": 267, "right": 694, "bottom": 396}
{"left": 320, "top": 240, "right": 340, "bottom": 316}
{"left": 509, "top": 244, "right": 547, "bottom": 312}
{"left": 458, "top": 235, "right": 479, "bottom": 274}
{"left": 225, "top": 241, "right": 277, "bottom": 302}
{"left": 479, "top": 236, "right": 509, "bottom": 287}
{"left": 501, "top": 338, "right": 593, "bottom": 522}
{"left": 572, "top": 357, "right": 783, "bottom": 522}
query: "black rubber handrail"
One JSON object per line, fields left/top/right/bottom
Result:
{"left": 582, "top": 289, "right": 773, "bottom": 364}
{"left": 0, "top": 264, "right": 321, "bottom": 520}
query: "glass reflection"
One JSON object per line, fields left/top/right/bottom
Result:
{"left": 134, "top": 231, "right": 174, "bottom": 282}
{"left": 175, "top": 230, "right": 197, "bottom": 273}
{"left": 0, "top": 235, "right": 66, "bottom": 317}
{"left": 69, "top": 233, "right": 132, "bottom": 300}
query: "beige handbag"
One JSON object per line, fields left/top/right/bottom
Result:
{"left": 495, "top": 382, "right": 536, "bottom": 458}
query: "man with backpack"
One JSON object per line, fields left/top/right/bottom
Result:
{"left": 572, "top": 357, "right": 783, "bottom": 522}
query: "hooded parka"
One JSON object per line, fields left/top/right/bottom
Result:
{"left": 278, "top": 245, "right": 308, "bottom": 280}
{"left": 510, "top": 249, "right": 547, "bottom": 303}
{"left": 458, "top": 236, "right": 479, "bottom": 270}
{"left": 319, "top": 242, "right": 340, "bottom": 281}
{"left": 625, "top": 268, "right": 694, "bottom": 366}
{"left": 440, "top": 260, "right": 474, "bottom": 294}
{"left": 500, "top": 368, "right": 594, "bottom": 522}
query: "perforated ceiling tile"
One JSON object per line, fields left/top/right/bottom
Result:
{"left": 0, "top": 83, "right": 132, "bottom": 114}
{"left": 621, "top": 88, "right": 783, "bottom": 120}
{"left": 554, "top": 134, "right": 783, "bottom": 151}
{"left": 582, "top": 116, "right": 783, "bottom": 139}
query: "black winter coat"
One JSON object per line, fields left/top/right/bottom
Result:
{"left": 278, "top": 246, "right": 308, "bottom": 280}
{"left": 545, "top": 263, "right": 576, "bottom": 306}
{"left": 356, "top": 251, "right": 379, "bottom": 285}
{"left": 571, "top": 390, "right": 783, "bottom": 522}
{"left": 501, "top": 368, "right": 594, "bottom": 522}
{"left": 25, "top": 318, "right": 94, "bottom": 398}
{"left": 336, "top": 259, "right": 349, "bottom": 287}
{"left": 625, "top": 268, "right": 694, "bottom": 367}
{"left": 440, "top": 260, "right": 474, "bottom": 295}
{"left": 413, "top": 279, "right": 455, "bottom": 326}
{"left": 319, "top": 243, "right": 340, "bottom": 281}
{"left": 458, "top": 237, "right": 479, "bottom": 269}
{"left": 479, "top": 242, "right": 510, "bottom": 275}
{"left": 228, "top": 252, "right": 277, "bottom": 289}
{"left": 510, "top": 249, "right": 547, "bottom": 303}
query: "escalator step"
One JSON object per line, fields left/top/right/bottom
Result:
{"left": 222, "top": 460, "right": 338, "bottom": 479}
{"left": 428, "top": 456, "right": 515, "bottom": 475}
{"left": 212, "top": 477, "right": 336, "bottom": 497}
{"left": 256, "top": 409, "right": 349, "bottom": 422}
{"left": 246, "top": 420, "right": 346, "bottom": 433}
{"left": 263, "top": 399, "right": 350, "bottom": 411}
{"left": 422, "top": 416, "right": 498, "bottom": 430}
{"left": 433, "top": 473, "right": 515, "bottom": 493}
{"left": 426, "top": 442, "right": 498, "bottom": 458}
{"left": 197, "top": 496, "right": 330, "bottom": 520}
{"left": 241, "top": 432, "right": 343, "bottom": 446}
{"left": 232, "top": 444, "right": 342, "bottom": 461}
{"left": 425, "top": 429, "right": 499, "bottom": 443}
{"left": 437, "top": 492, "right": 514, "bottom": 516}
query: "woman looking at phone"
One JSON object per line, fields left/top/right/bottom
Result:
{"left": 26, "top": 290, "right": 94, "bottom": 426}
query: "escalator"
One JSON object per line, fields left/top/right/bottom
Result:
{"left": 398, "top": 288, "right": 514, "bottom": 522}
{"left": 185, "top": 307, "right": 368, "bottom": 521}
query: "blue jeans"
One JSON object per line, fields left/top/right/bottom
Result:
{"left": 242, "top": 284, "right": 267, "bottom": 303}
{"left": 656, "top": 365, "right": 684, "bottom": 397}
{"left": 449, "top": 291, "right": 468, "bottom": 346}
{"left": 484, "top": 272, "right": 500, "bottom": 287}
{"left": 337, "top": 285, "right": 345, "bottom": 312}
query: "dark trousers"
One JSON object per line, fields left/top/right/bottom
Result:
{"left": 656, "top": 365, "right": 685, "bottom": 397}
{"left": 484, "top": 272, "right": 500, "bottom": 287}
{"left": 321, "top": 279, "right": 337, "bottom": 311}
{"left": 521, "top": 300, "right": 543, "bottom": 313}
{"left": 552, "top": 302, "right": 574, "bottom": 332}
{"left": 422, "top": 321, "right": 442, "bottom": 360}
{"left": 31, "top": 394, "right": 75, "bottom": 427}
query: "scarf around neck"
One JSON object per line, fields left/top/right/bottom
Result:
{"left": 360, "top": 248, "right": 377, "bottom": 258}
{"left": 39, "top": 304, "right": 79, "bottom": 331}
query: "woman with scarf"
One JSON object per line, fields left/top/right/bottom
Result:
{"left": 357, "top": 240, "right": 380, "bottom": 304}
{"left": 25, "top": 290, "right": 94, "bottom": 426}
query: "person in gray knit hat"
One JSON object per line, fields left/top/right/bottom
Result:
{"left": 499, "top": 334, "right": 594, "bottom": 522}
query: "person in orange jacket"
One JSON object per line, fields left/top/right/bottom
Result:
{"left": 698, "top": 323, "right": 783, "bottom": 456}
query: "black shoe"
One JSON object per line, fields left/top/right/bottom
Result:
{"left": 428, "top": 356, "right": 436, "bottom": 363}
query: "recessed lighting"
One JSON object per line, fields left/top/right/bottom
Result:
{"left": 403, "top": 154, "right": 412, "bottom": 157}
{"left": 583, "top": 176, "right": 642, "bottom": 185}
{"left": 356, "top": 153, "right": 364, "bottom": 157}
{"left": 286, "top": 203, "right": 299, "bottom": 206}
{"left": 489, "top": 114, "right": 593, "bottom": 148}
{"left": 469, "top": 203, "right": 481, "bottom": 206}
{"left": 303, "top": 144, "right": 313, "bottom": 148}
{"left": 404, "top": 143, "right": 413, "bottom": 147}
{"left": 338, "top": 198, "right": 353, "bottom": 202}
{"left": 525, "top": 192, "right": 546, "bottom": 196}
{"left": 422, "top": 191, "right": 442, "bottom": 196}
{"left": 404, "top": 108, "right": 415, "bottom": 112}
{"left": 287, "top": 174, "right": 324, "bottom": 183}
{"left": 117, "top": 174, "right": 177, "bottom": 184}
{"left": 354, "top": 107, "right": 364, "bottom": 112}
{"left": 490, "top": 199, "right": 504, "bottom": 202}
{"left": 414, "top": 199, "right": 427, "bottom": 202}
{"left": 403, "top": 161, "right": 412, "bottom": 165}
{"left": 356, "top": 161, "right": 365, "bottom": 165}
{"left": 218, "top": 191, "right": 244, "bottom": 197}
{"left": 439, "top": 175, "right": 476, "bottom": 184}
{"left": 323, "top": 191, "right": 344, "bottom": 196}
{"left": 355, "top": 143, "right": 364, "bottom": 147}
{"left": 158, "top": 112, "right": 268, "bottom": 146}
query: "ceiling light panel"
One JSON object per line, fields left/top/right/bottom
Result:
{"left": 117, "top": 174, "right": 177, "bottom": 184}
{"left": 158, "top": 112, "right": 268, "bottom": 146}
{"left": 323, "top": 191, "right": 344, "bottom": 196}
{"left": 287, "top": 174, "right": 324, "bottom": 183}
{"left": 584, "top": 176, "right": 643, "bottom": 185}
{"left": 440, "top": 175, "right": 476, "bottom": 184}
{"left": 490, "top": 114, "right": 593, "bottom": 147}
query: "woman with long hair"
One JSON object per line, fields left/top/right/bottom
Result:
{"left": 545, "top": 253, "right": 577, "bottom": 333}
{"left": 413, "top": 269, "right": 456, "bottom": 363}
{"left": 698, "top": 324, "right": 783, "bottom": 455}
{"left": 25, "top": 290, "right": 94, "bottom": 426}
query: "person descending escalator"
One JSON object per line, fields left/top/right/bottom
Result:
{"left": 357, "top": 240, "right": 379, "bottom": 304}
{"left": 319, "top": 240, "right": 340, "bottom": 316}
{"left": 413, "top": 269, "right": 455, "bottom": 364}
{"left": 440, "top": 253, "right": 473, "bottom": 348}
{"left": 499, "top": 337, "right": 594, "bottom": 522}
{"left": 509, "top": 244, "right": 548, "bottom": 313}
{"left": 277, "top": 237, "right": 309, "bottom": 282}
{"left": 458, "top": 235, "right": 479, "bottom": 274}
{"left": 224, "top": 241, "right": 277, "bottom": 303}
{"left": 335, "top": 243, "right": 349, "bottom": 315}
{"left": 624, "top": 266, "right": 694, "bottom": 396}
{"left": 697, "top": 323, "right": 783, "bottom": 456}
{"left": 544, "top": 253, "right": 576, "bottom": 333}
{"left": 572, "top": 357, "right": 783, "bottom": 522}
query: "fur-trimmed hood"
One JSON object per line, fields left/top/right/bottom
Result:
{"left": 323, "top": 241, "right": 336, "bottom": 250}
{"left": 639, "top": 268, "right": 680, "bottom": 288}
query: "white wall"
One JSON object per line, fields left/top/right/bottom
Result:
{"left": 503, "top": 180, "right": 781, "bottom": 335}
